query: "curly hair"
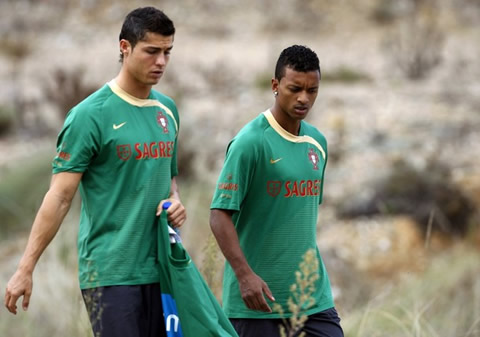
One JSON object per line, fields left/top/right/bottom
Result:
{"left": 118, "top": 7, "right": 175, "bottom": 62}
{"left": 274, "top": 45, "right": 321, "bottom": 80}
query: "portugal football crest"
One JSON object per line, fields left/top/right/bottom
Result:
{"left": 117, "top": 144, "right": 132, "bottom": 161}
{"left": 157, "top": 111, "right": 169, "bottom": 133}
{"left": 308, "top": 148, "right": 319, "bottom": 170}
{"left": 267, "top": 181, "right": 282, "bottom": 197}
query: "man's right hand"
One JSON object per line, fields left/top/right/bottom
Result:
{"left": 4, "top": 269, "right": 33, "bottom": 315}
{"left": 238, "top": 271, "right": 275, "bottom": 312}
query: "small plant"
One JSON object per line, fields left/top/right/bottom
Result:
{"left": 273, "top": 248, "right": 319, "bottom": 337}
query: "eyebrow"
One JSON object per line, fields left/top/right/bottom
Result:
{"left": 144, "top": 45, "right": 174, "bottom": 51}
{"left": 287, "top": 84, "right": 319, "bottom": 89}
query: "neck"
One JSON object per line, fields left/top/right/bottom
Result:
{"left": 270, "top": 107, "right": 301, "bottom": 136}
{"left": 115, "top": 71, "right": 151, "bottom": 99}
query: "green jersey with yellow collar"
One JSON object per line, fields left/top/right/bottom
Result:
{"left": 211, "top": 109, "right": 334, "bottom": 319}
{"left": 53, "top": 80, "right": 179, "bottom": 289}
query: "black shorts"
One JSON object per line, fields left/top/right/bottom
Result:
{"left": 230, "top": 307, "right": 344, "bottom": 337}
{"left": 81, "top": 283, "right": 166, "bottom": 337}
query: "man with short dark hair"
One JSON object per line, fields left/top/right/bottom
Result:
{"left": 5, "top": 7, "right": 186, "bottom": 337}
{"left": 210, "top": 45, "right": 344, "bottom": 337}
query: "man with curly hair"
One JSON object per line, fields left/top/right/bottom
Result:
{"left": 210, "top": 45, "right": 343, "bottom": 337}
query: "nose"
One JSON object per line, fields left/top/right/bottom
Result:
{"left": 155, "top": 53, "right": 167, "bottom": 67}
{"left": 297, "top": 91, "right": 309, "bottom": 105}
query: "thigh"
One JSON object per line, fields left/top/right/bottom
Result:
{"left": 82, "top": 284, "right": 166, "bottom": 337}
{"left": 300, "top": 307, "right": 344, "bottom": 337}
{"left": 230, "top": 318, "right": 284, "bottom": 337}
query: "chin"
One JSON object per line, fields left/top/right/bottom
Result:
{"left": 292, "top": 113, "right": 308, "bottom": 120}
{"left": 144, "top": 79, "right": 160, "bottom": 86}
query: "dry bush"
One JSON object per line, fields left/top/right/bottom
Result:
{"left": 381, "top": 0, "right": 445, "bottom": 80}
{"left": 336, "top": 158, "right": 478, "bottom": 238}
{"left": 383, "top": 18, "right": 444, "bottom": 79}
{"left": 43, "top": 68, "right": 97, "bottom": 120}
{"left": 1, "top": 37, "right": 32, "bottom": 62}
{"left": 371, "top": 0, "right": 413, "bottom": 24}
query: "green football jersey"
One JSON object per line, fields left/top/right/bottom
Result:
{"left": 211, "top": 109, "right": 334, "bottom": 319}
{"left": 52, "top": 80, "right": 179, "bottom": 289}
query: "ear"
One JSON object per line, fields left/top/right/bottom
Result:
{"left": 271, "top": 78, "right": 279, "bottom": 94}
{"left": 119, "top": 39, "right": 131, "bottom": 59}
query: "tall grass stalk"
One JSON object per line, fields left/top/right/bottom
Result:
{"left": 273, "top": 248, "right": 319, "bottom": 337}
{"left": 200, "top": 233, "right": 224, "bottom": 301}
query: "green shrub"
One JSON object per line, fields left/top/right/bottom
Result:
{"left": 322, "top": 67, "right": 372, "bottom": 84}
{"left": 0, "top": 153, "right": 52, "bottom": 240}
{"left": 0, "top": 105, "right": 15, "bottom": 137}
{"left": 254, "top": 71, "right": 274, "bottom": 91}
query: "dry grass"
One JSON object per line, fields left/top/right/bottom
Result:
{"left": 0, "top": 213, "right": 92, "bottom": 337}
{"left": 341, "top": 244, "right": 480, "bottom": 337}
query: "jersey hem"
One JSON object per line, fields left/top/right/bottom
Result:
{"left": 79, "top": 277, "right": 161, "bottom": 290}
{"left": 225, "top": 299, "right": 335, "bottom": 319}
{"left": 52, "top": 167, "right": 87, "bottom": 174}
{"left": 210, "top": 203, "right": 240, "bottom": 211}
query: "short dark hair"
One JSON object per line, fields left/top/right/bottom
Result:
{"left": 119, "top": 7, "right": 175, "bottom": 62}
{"left": 274, "top": 45, "right": 321, "bottom": 80}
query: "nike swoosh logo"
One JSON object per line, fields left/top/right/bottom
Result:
{"left": 113, "top": 122, "right": 127, "bottom": 130}
{"left": 270, "top": 158, "right": 283, "bottom": 164}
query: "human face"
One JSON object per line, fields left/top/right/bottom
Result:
{"left": 272, "top": 67, "right": 320, "bottom": 125}
{"left": 121, "top": 32, "right": 173, "bottom": 87}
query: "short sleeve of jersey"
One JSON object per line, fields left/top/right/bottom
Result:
{"left": 311, "top": 127, "right": 328, "bottom": 205}
{"left": 169, "top": 103, "right": 179, "bottom": 177}
{"left": 52, "top": 105, "right": 102, "bottom": 173}
{"left": 152, "top": 91, "right": 180, "bottom": 177}
{"left": 210, "top": 133, "right": 260, "bottom": 211}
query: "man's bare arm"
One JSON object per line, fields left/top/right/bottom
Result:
{"left": 210, "top": 208, "right": 274, "bottom": 312}
{"left": 4, "top": 172, "right": 82, "bottom": 314}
